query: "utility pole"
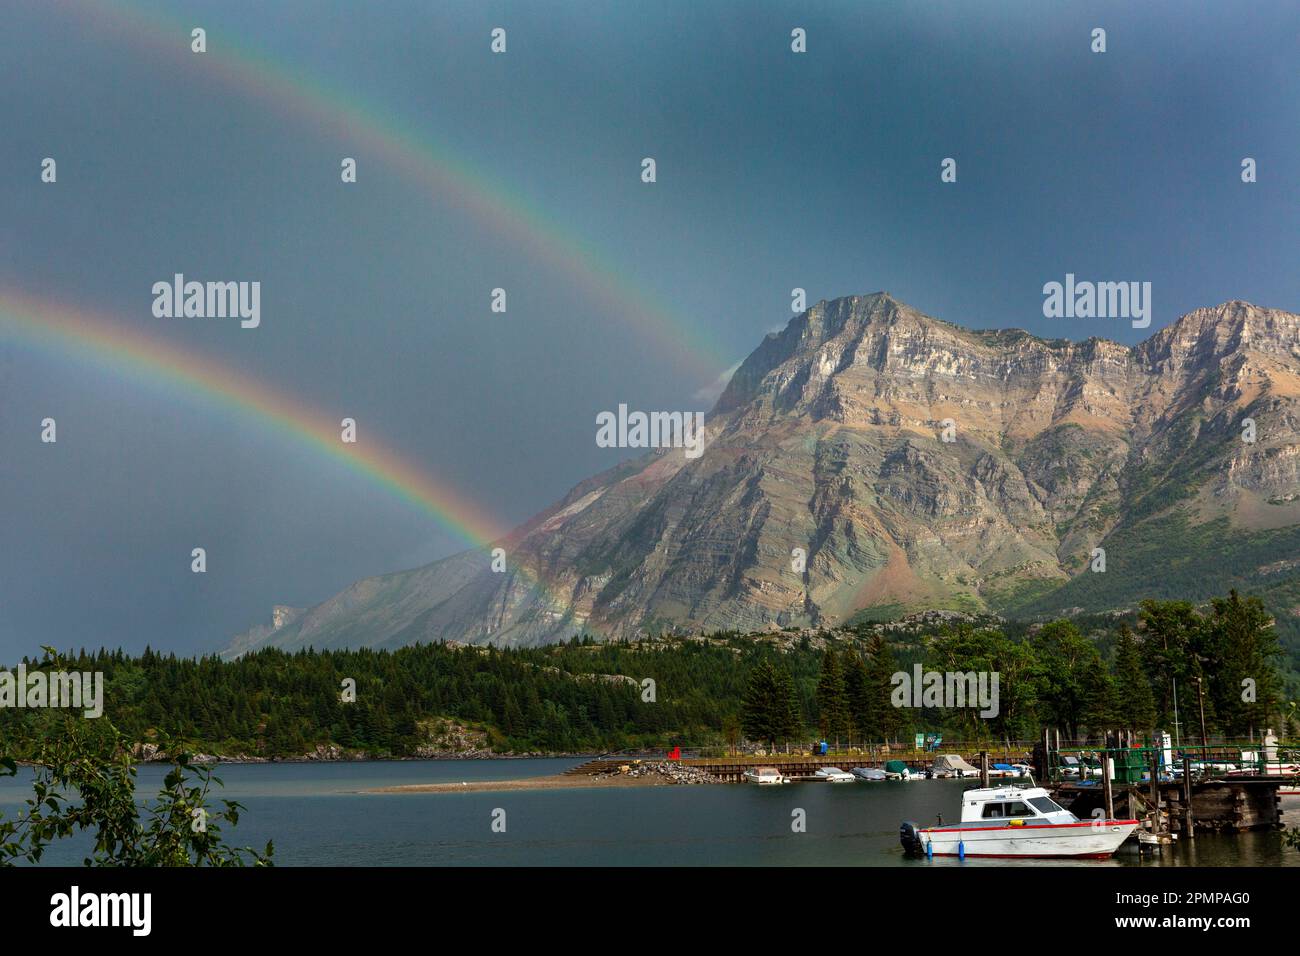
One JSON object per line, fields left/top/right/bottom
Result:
{"left": 1195, "top": 677, "right": 1208, "bottom": 750}
{"left": 1172, "top": 677, "right": 1180, "bottom": 748}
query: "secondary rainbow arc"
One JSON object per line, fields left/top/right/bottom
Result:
{"left": 67, "top": 0, "right": 728, "bottom": 381}
{"left": 0, "top": 289, "right": 570, "bottom": 617}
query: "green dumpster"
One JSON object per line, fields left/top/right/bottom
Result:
{"left": 1114, "top": 748, "right": 1146, "bottom": 784}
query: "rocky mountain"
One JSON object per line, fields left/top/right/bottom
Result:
{"left": 223, "top": 294, "right": 1300, "bottom": 657}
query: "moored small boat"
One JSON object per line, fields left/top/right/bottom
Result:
{"left": 900, "top": 785, "right": 1138, "bottom": 859}
{"left": 990, "top": 763, "right": 1032, "bottom": 778}
{"left": 884, "top": 759, "right": 922, "bottom": 780}
{"left": 814, "top": 767, "right": 856, "bottom": 783}
{"left": 742, "top": 766, "right": 790, "bottom": 785}
{"left": 852, "top": 767, "right": 886, "bottom": 782}
{"left": 931, "top": 754, "right": 979, "bottom": 778}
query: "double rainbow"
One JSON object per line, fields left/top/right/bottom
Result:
{"left": 1, "top": 287, "right": 511, "bottom": 548}
{"left": 61, "top": 0, "right": 728, "bottom": 379}
{"left": 9, "top": 0, "right": 743, "bottom": 629}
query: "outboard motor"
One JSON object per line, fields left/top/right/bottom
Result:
{"left": 899, "top": 821, "right": 924, "bottom": 856}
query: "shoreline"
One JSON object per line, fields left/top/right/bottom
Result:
{"left": 367, "top": 761, "right": 720, "bottom": 794}
{"left": 174, "top": 752, "right": 591, "bottom": 765}
{"left": 367, "top": 772, "right": 677, "bottom": 794}
{"left": 11, "top": 752, "right": 596, "bottom": 769}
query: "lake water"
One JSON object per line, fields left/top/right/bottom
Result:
{"left": 2, "top": 759, "right": 1297, "bottom": 866}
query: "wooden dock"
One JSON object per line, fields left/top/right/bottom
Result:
{"left": 1052, "top": 777, "right": 1285, "bottom": 832}
{"left": 569, "top": 752, "right": 1289, "bottom": 833}
{"left": 567, "top": 756, "right": 860, "bottom": 781}
{"left": 566, "top": 752, "right": 1026, "bottom": 782}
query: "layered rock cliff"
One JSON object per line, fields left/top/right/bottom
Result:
{"left": 224, "top": 294, "right": 1300, "bottom": 655}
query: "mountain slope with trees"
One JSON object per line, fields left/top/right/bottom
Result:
{"left": 7, "top": 595, "right": 1289, "bottom": 760}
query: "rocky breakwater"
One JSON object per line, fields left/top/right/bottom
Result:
{"left": 598, "top": 760, "right": 718, "bottom": 784}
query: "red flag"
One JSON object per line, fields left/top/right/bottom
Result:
{"left": 668, "top": 746, "right": 681, "bottom": 761}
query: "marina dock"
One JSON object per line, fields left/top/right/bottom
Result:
{"left": 566, "top": 751, "right": 1025, "bottom": 782}
{"left": 568, "top": 747, "right": 1290, "bottom": 833}
{"left": 1052, "top": 776, "right": 1285, "bottom": 833}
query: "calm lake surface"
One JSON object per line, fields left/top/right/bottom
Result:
{"left": 3, "top": 759, "right": 1297, "bottom": 866}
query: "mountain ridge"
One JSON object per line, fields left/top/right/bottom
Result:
{"left": 223, "top": 293, "right": 1300, "bottom": 658}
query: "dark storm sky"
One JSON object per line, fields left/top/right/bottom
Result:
{"left": 2, "top": 0, "right": 1297, "bottom": 660}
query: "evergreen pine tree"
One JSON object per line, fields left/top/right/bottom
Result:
{"left": 1113, "top": 624, "right": 1157, "bottom": 734}
{"left": 1206, "top": 590, "right": 1281, "bottom": 737}
{"left": 844, "top": 651, "right": 871, "bottom": 743}
{"left": 1079, "top": 652, "right": 1119, "bottom": 741}
{"left": 861, "top": 634, "right": 902, "bottom": 746}
{"left": 815, "top": 647, "right": 850, "bottom": 747}
{"left": 742, "top": 659, "right": 803, "bottom": 751}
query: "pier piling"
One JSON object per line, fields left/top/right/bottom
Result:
{"left": 1102, "top": 753, "right": 1114, "bottom": 820}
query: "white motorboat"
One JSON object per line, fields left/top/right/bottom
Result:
{"left": 1227, "top": 760, "right": 1300, "bottom": 778}
{"left": 988, "top": 763, "right": 1033, "bottom": 778}
{"left": 814, "top": 767, "right": 856, "bottom": 783}
{"left": 852, "top": 767, "right": 886, "bottom": 782}
{"left": 884, "top": 760, "right": 921, "bottom": 780}
{"left": 742, "top": 766, "right": 790, "bottom": 785}
{"left": 931, "top": 754, "right": 979, "bottom": 778}
{"left": 900, "top": 785, "right": 1139, "bottom": 859}
{"left": 1221, "top": 758, "right": 1300, "bottom": 794}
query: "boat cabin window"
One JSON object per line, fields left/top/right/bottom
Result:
{"left": 1027, "top": 796, "right": 1064, "bottom": 814}
{"left": 981, "top": 801, "right": 1036, "bottom": 819}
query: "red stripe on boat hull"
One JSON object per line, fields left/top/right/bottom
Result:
{"left": 923, "top": 819, "right": 1138, "bottom": 834}
{"left": 928, "top": 851, "right": 1117, "bottom": 859}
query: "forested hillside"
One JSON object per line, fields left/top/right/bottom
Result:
{"left": 2, "top": 594, "right": 1289, "bottom": 759}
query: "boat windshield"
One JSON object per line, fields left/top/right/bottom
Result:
{"left": 980, "top": 800, "right": 1035, "bottom": 819}
{"left": 1027, "top": 795, "right": 1065, "bottom": 814}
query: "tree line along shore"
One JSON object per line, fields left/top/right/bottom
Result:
{"left": 0, "top": 592, "right": 1290, "bottom": 763}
